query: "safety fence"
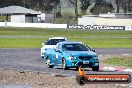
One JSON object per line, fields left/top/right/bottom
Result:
{"left": 0, "top": 22, "right": 132, "bottom": 31}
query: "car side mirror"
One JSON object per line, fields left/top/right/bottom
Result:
{"left": 92, "top": 49, "right": 95, "bottom": 52}
{"left": 55, "top": 49, "right": 61, "bottom": 53}
{"left": 42, "top": 43, "right": 44, "bottom": 46}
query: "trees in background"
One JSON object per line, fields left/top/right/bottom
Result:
{"left": 69, "top": 0, "right": 114, "bottom": 15}
{"left": 90, "top": 0, "right": 114, "bottom": 15}
{"left": 0, "top": 0, "right": 62, "bottom": 17}
{"left": 0, "top": 0, "right": 131, "bottom": 16}
{"left": 80, "top": 0, "right": 90, "bottom": 15}
{"left": 0, "top": 0, "right": 23, "bottom": 7}
{"left": 116, "top": 0, "right": 132, "bottom": 13}
{"left": 68, "top": 0, "right": 78, "bottom": 19}
{"left": 0, "top": 0, "right": 55, "bottom": 12}
{"left": 128, "top": 0, "right": 132, "bottom": 12}
{"left": 54, "top": 0, "right": 62, "bottom": 18}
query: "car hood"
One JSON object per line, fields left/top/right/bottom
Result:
{"left": 43, "top": 45, "right": 56, "bottom": 49}
{"left": 65, "top": 51, "right": 97, "bottom": 57}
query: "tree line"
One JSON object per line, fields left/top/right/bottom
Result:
{"left": 0, "top": 0, "right": 131, "bottom": 17}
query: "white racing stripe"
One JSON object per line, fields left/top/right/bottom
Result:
{"left": 123, "top": 69, "right": 132, "bottom": 72}
{"left": 101, "top": 66, "right": 132, "bottom": 73}
{"left": 101, "top": 67, "right": 117, "bottom": 71}
{"left": 122, "top": 54, "right": 130, "bottom": 55}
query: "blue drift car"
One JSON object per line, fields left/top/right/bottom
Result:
{"left": 44, "top": 41, "right": 99, "bottom": 71}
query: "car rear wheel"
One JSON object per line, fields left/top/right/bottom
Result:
{"left": 92, "top": 66, "right": 99, "bottom": 71}
{"left": 46, "top": 58, "right": 54, "bottom": 68}
{"left": 62, "top": 59, "right": 69, "bottom": 70}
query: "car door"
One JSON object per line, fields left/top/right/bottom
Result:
{"left": 54, "top": 44, "right": 63, "bottom": 65}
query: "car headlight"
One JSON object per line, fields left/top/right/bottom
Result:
{"left": 93, "top": 56, "right": 98, "bottom": 59}
{"left": 68, "top": 55, "right": 77, "bottom": 60}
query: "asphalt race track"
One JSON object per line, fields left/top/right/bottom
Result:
{"left": 0, "top": 48, "right": 132, "bottom": 87}
{"left": 0, "top": 48, "right": 79, "bottom": 76}
{"left": 0, "top": 48, "right": 132, "bottom": 75}
{"left": 95, "top": 48, "right": 132, "bottom": 55}
{"left": 0, "top": 48, "right": 132, "bottom": 76}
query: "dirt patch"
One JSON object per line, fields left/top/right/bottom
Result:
{"left": 0, "top": 68, "right": 118, "bottom": 88}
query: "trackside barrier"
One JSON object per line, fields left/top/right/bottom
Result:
{"left": 67, "top": 25, "right": 132, "bottom": 31}
{"left": 0, "top": 22, "right": 132, "bottom": 31}
{"left": 0, "top": 22, "right": 67, "bottom": 28}
{"left": 125, "top": 26, "right": 132, "bottom": 31}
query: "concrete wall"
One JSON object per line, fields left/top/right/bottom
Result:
{"left": 25, "top": 17, "right": 33, "bottom": 23}
{"left": 11, "top": 15, "right": 39, "bottom": 23}
{"left": 78, "top": 17, "right": 132, "bottom": 26}
{"left": 96, "top": 18, "right": 132, "bottom": 26}
{"left": 10, "top": 14, "right": 54, "bottom": 23}
{"left": 0, "top": 22, "right": 67, "bottom": 28}
{"left": 11, "top": 15, "right": 25, "bottom": 23}
{"left": 37, "top": 13, "right": 54, "bottom": 23}
{"left": 115, "top": 14, "right": 132, "bottom": 19}
{"left": 78, "top": 17, "right": 96, "bottom": 25}
{"left": 37, "top": 13, "right": 45, "bottom": 23}
{"left": 0, "top": 22, "right": 131, "bottom": 30}
{"left": 45, "top": 14, "right": 54, "bottom": 23}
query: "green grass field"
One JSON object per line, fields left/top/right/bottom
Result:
{"left": 104, "top": 57, "right": 132, "bottom": 67}
{"left": 0, "top": 27, "right": 132, "bottom": 48}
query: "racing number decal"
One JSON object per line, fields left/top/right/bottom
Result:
{"left": 56, "top": 54, "right": 59, "bottom": 59}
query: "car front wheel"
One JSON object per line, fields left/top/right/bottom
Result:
{"left": 76, "top": 67, "right": 79, "bottom": 71}
{"left": 92, "top": 66, "right": 99, "bottom": 71}
{"left": 46, "top": 58, "right": 54, "bottom": 68}
{"left": 62, "top": 58, "right": 69, "bottom": 70}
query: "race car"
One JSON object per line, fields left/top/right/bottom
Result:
{"left": 41, "top": 37, "right": 67, "bottom": 58}
{"left": 43, "top": 41, "right": 99, "bottom": 71}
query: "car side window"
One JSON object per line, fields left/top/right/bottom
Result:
{"left": 45, "top": 39, "right": 58, "bottom": 45}
{"left": 55, "top": 44, "right": 61, "bottom": 52}
{"left": 56, "top": 44, "right": 59, "bottom": 49}
{"left": 45, "top": 39, "right": 66, "bottom": 45}
{"left": 45, "top": 40, "right": 50, "bottom": 45}
{"left": 56, "top": 44, "right": 61, "bottom": 50}
{"left": 85, "top": 44, "right": 91, "bottom": 51}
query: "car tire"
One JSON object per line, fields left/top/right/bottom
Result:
{"left": 62, "top": 58, "right": 69, "bottom": 70}
{"left": 41, "top": 51, "right": 44, "bottom": 58}
{"left": 76, "top": 67, "right": 79, "bottom": 71}
{"left": 46, "top": 58, "right": 54, "bottom": 68}
{"left": 92, "top": 66, "right": 99, "bottom": 71}
{"left": 76, "top": 75, "right": 86, "bottom": 85}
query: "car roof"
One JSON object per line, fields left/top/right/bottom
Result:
{"left": 49, "top": 37, "right": 67, "bottom": 40}
{"left": 58, "top": 41, "right": 83, "bottom": 45}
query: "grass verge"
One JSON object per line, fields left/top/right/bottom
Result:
{"left": 0, "top": 38, "right": 132, "bottom": 48}
{"left": 103, "top": 56, "right": 132, "bottom": 67}
{"left": 0, "top": 27, "right": 132, "bottom": 48}
{"left": 0, "top": 38, "right": 44, "bottom": 48}
{"left": 0, "top": 27, "right": 132, "bottom": 37}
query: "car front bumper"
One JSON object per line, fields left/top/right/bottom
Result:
{"left": 66, "top": 59, "right": 99, "bottom": 68}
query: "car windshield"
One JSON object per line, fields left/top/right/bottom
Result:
{"left": 62, "top": 44, "right": 90, "bottom": 51}
{"left": 46, "top": 39, "right": 65, "bottom": 45}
